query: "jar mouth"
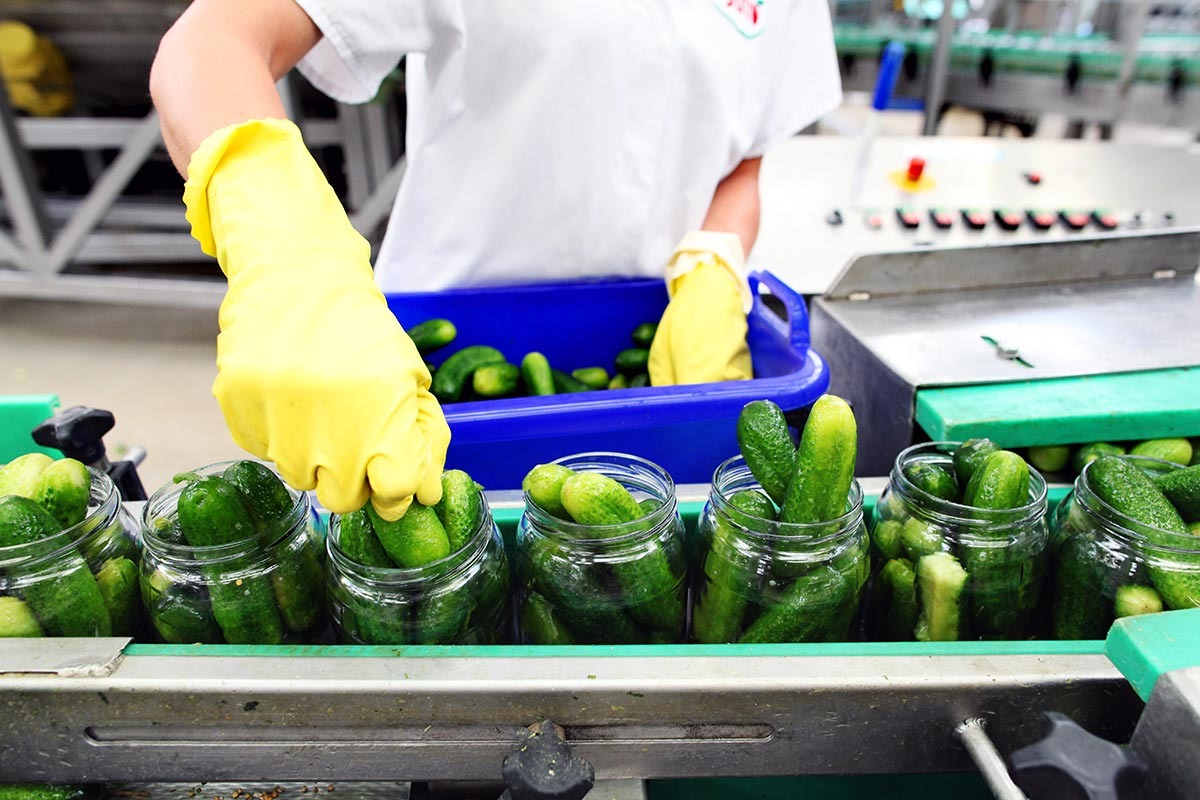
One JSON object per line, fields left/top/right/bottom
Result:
{"left": 1076, "top": 455, "right": 1200, "bottom": 552}
{"left": 327, "top": 501, "right": 494, "bottom": 585}
{"left": 891, "top": 442, "right": 1048, "bottom": 527}
{"left": 521, "top": 451, "right": 678, "bottom": 545}
{"left": 0, "top": 466, "right": 120, "bottom": 566}
{"left": 140, "top": 459, "right": 310, "bottom": 561}
{"left": 710, "top": 455, "right": 865, "bottom": 542}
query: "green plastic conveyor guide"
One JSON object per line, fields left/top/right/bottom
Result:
{"left": 1106, "top": 608, "right": 1200, "bottom": 702}
{"left": 915, "top": 367, "right": 1200, "bottom": 447}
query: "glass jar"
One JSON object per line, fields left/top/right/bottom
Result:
{"left": 515, "top": 453, "right": 687, "bottom": 644}
{"left": 693, "top": 456, "right": 869, "bottom": 644}
{"left": 871, "top": 442, "right": 1049, "bottom": 641}
{"left": 0, "top": 467, "right": 140, "bottom": 637}
{"left": 327, "top": 496, "right": 511, "bottom": 645}
{"left": 140, "top": 461, "right": 326, "bottom": 644}
{"left": 1048, "top": 456, "right": 1200, "bottom": 640}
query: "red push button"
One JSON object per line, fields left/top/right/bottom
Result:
{"left": 1027, "top": 210, "right": 1055, "bottom": 231}
{"left": 1060, "top": 210, "right": 1089, "bottom": 230}
{"left": 1024, "top": 171, "right": 1042, "bottom": 185}
{"left": 994, "top": 209, "right": 1022, "bottom": 231}
{"left": 864, "top": 211, "right": 883, "bottom": 230}
{"left": 896, "top": 207, "right": 921, "bottom": 229}
{"left": 930, "top": 208, "right": 954, "bottom": 229}
{"left": 1092, "top": 211, "right": 1119, "bottom": 231}
{"left": 962, "top": 209, "right": 988, "bottom": 230}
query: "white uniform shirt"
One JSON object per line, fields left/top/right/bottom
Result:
{"left": 294, "top": 0, "right": 841, "bottom": 292}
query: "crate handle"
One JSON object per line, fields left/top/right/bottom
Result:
{"left": 749, "top": 270, "right": 810, "bottom": 356}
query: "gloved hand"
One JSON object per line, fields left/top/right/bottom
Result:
{"left": 183, "top": 119, "right": 449, "bottom": 520}
{"left": 648, "top": 231, "right": 753, "bottom": 386}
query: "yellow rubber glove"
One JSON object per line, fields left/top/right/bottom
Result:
{"left": 183, "top": 119, "right": 449, "bottom": 520}
{"left": 648, "top": 231, "right": 753, "bottom": 386}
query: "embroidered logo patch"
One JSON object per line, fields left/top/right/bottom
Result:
{"left": 712, "top": 0, "right": 767, "bottom": 38}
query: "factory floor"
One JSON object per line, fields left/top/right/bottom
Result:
{"left": 0, "top": 100, "right": 1192, "bottom": 491}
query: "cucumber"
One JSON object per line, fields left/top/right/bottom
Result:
{"left": 559, "top": 473, "right": 684, "bottom": 633}
{"left": 522, "top": 534, "right": 641, "bottom": 644}
{"left": 414, "top": 587, "right": 473, "bottom": 645}
{"left": 435, "top": 470, "right": 483, "bottom": 552}
{"left": 1073, "top": 443, "right": 1125, "bottom": 475}
{"left": 337, "top": 508, "right": 393, "bottom": 568}
{"left": 953, "top": 439, "right": 999, "bottom": 486}
{"left": 738, "top": 565, "right": 850, "bottom": 643}
{"left": 551, "top": 369, "right": 591, "bottom": 393}
{"left": 560, "top": 473, "right": 642, "bottom": 528}
{"left": 638, "top": 497, "right": 664, "bottom": 515}
{"left": 0, "top": 496, "right": 111, "bottom": 637}
{"left": 607, "top": 374, "right": 629, "bottom": 390}
{"left": 1131, "top": 438, "right": 1193, "bottom": 466}
{"left": 94, "top": 557, "right": 139, "bottom": 636}
{"left": 900, "top": 517, "right": 945, "bottom": 559}
{"left": 571, "top": 367, "right": 610, "bottom": 391}
{"left": 521, "top": 352, "right": 556, "bottom": 396}
{"left": 1050, "top": 527, "right": 1113, "bottom": 640}
{"left": 368, "top": 503, "right": 451, "bottom": 568}
{"left": 145, "top": 571, "right": 222, "bottom": 644}
{"left": 1089, "top": 456, "right": 1198, "bottom": 609}
{"left": 1027, "top": 445, "right": 1071, "bottom": 474}
{"left": 520, "top": 591, "right": 575, "bottom": 645}
{"left": 963, "top": 451, "right": 1030, "bottom": 510}
{"left": 692, "top": 490, "right": 772, "bottom": 644}
{"left": 176, "top": 474, "right": 283, "bottom": 644}
{"left": 913, "top": 552, "right": 968, "bottom": 642}
{"left": 630, "top": 373, "right": 650, "bottom": 389}
{"left": 780, "top": 395, "right": 857, "bottom": 525}
{"left": 342, "top": 598, "right": 411, "bottom": 645}
{"left": 871, "top": 519, "right": 905, "bottom": 561}
{"left": 0, "top": 597, "right": 44, "bottom": 637}
{"left": 431, "top": 345, "right": 505, "bottom": 403}
{"left": 1154, "top": 465, "right": 1200, "bottom": 521}
{"left": 1114, "top": 584, "right": 1164, "bottom": 618}
{"left": 614, "top": 348, "right": 650, "bottom": 376}
{"left": 902, "top": 462, "right": 960, "bottom": 503}
{"left": 736, "top": 400, "right": 795, "bottom": 505}
{"left": 631, "top": 322, "right": 658, "bottom": 349}
{"left": 0, "top": 453, "right": 53, "bottom": 498}
{"left": 473, "top": 362, "right": 521, "bottom": 397}
{"left": 872, "top": 558, "right": 918, "bottom": 641}
{"left": 31, "top": 459, "right": 90, "bottom": 529}
{"left": 407, "top": 318, "right": 457, "bottom": 355}
{"left": 1190, "top": 521, "right": 1200, "bottom": 535}
{"left": 522, "top": 464, "right": 574, "bottom": 519}
{"left": 223, "top": 461, "right": 293, "bottom": 529}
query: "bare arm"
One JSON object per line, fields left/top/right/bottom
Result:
{"left": 700, "top": 157, "right": 762, "bottom": 256}
{"left": 150, "top": 0, "right": 322, "bottom": 174}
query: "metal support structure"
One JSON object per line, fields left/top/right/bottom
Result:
{"left": 922, "top": 0, "right": 958, "bottom": 135}
{"left": 0, "top": 639, "right": 1140, "bottom": 783}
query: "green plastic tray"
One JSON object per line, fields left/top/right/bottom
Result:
{"left": 0, "top": 394, "right": 61, "bottom": 462}
{"left": 1105, "top": 608, "right": 1200, "bottom": 701}
{"left": 914, "top": 368, "right": 1200, "bottom": 447}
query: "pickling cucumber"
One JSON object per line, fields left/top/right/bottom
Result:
{"left": 1027, "top": 445, "right": 1071, "bottom": 474}
{"left": 521, "top": 352, "right": 556, "bottom": 396}
{"left": 607, "top": 374, "right": 629, "bottom": 390}
{"left": 94, "top": 557, "right": 139, "bottom": 636}
{"left": 1154, "top": 464, "right": 1200, "bottom": 521}
{"left": 900, "top": 517, "right": 945, "bottom": 559}
{"left": 780, "top": 395, "right": 857, "bottom": 525}
{"left": 902, "top": 462, "right": 960, "bottom": 502}
{"left": 914, "top": 552, "right": 968, "bottom": 642}
{"left": 560, "top": 472, "right": 642, "bottom": 528}
{"left": 738, "top": 565, "right": 850, "bottom": 643}
{"left": 522, "top": 464, "right": 574, "bottom": 519}
{"left": 473, "top": 362, "right": 521, "bottom": 397}
{"left": 435, "top": 470, "right": 483, "bottom": 552}
{"left": 1073, "top": 443, "right": 1125, "bottom": 475}
{"left": 631, "top": 322, "right": 658, "bottom": 349}
{"left": 431, "top": 345, "right": 505, "bottom": 403}
{"left": 522, "top": 534, "right": 641, "bottom": 644}
{"left": 520, "top": 591, "right": 575, "bottom": 645}
{"left": 614, "top": 348, "right": 650, "bottom": 376}
{"left": 1114, "top": 584, "right": 1164, "bottom": 618}
{"left": 551, "top": 369, "right": 591, "bottom": 393}
{"left": 145, "top": 571, "right": 222, "bottom": 644}
{"left": 337, "top": 508, "right": 393, "bottom": 568}
{"left": 0, "top": 453, "right": 53, "bottom": 498}
{"left": 0, "top": 597, "right": 44, "bottom": 637}
{"left": 571, "top": 367, "right": 609, "bottom": 391}
{"left": 407, "top": 318, "right": 457, "bottom": 355}
{"left": 692, "top": 490, "right": 772, "bottom": 644}
{"left": 953, "top": 439, "right": 999, "bottom": 486}
{"left": 1130, "top": 438, "right": 1193, "bottom": 466}
{"left": 872, "top": 558, "right": 918, "bottom": 641}
{"left": 871, "top": 519, "right": 905, "bottom": 561}
{"left": 737, "top": 400, "right": 795, "bottom": 506}
{"left": 31, "top": 459, "right": 90, "bottom": 529}
{"left": 629, "top": 373, "right": 650, "bottom": 389}
{"left": 963, "top": 451, "right": 1030, "bottom": 511}
{"left": 368, "top": 503, "right": 451, "bottom": 568}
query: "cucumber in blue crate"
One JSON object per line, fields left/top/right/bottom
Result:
{"left": 407, "top": 318, "right": 457, "bottom": 355}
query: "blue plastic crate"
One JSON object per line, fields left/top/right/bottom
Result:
{"left": 385, "top": 271, "right": 829, "bottom": 489}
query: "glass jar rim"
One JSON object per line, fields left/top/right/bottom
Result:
{"left": 521, "top": 451, "right": 679, "bottom": 546}
{"left": 710, "top": 455, "right": 865, "bottom": 543}
{"left": 0, "top": 465, "right": 120, "bottom": 566}
{"left": 327, "top": 499, "right": 495, "bottom": 585}
{"left": 140, "top": 459, "right": 310, "bottom": 561}
{"left": 1074, "top": 455, "right": 1200, "bottom": 553}
{"left": 891, "top": 441, "right": 1048, "bottom": 526}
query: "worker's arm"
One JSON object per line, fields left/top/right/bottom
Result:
{"left": 648, "top": 158, "right": 762, "bottom": 387}
{"left": 700, "top": 157, "right": 762, "bottom": 256}
{"left": 150, "top": 0, "right": 321, "bottom": 173}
